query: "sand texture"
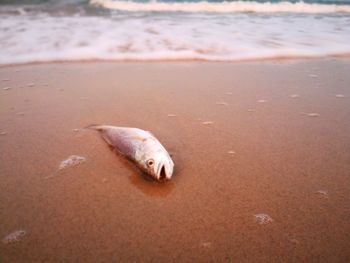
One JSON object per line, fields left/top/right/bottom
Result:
{"left": 1, "top": 60, "right": 350, "bottom": 262}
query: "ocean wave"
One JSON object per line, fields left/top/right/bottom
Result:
{"left": 90, "top": 0, "right": 350, "bottom": 13}
{"left": 1, "top": 12, "right": 350, "bottom": 65}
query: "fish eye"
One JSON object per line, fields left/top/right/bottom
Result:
{"left": 147, "top": 159, "right": 154, "bottom": 167}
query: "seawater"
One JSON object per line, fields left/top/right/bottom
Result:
{"left": 0, "top": 0, "right": 350, "bottom": 64}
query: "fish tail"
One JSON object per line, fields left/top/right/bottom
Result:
{"left": 84, "top": 124, "right": 104, "bottom": 131}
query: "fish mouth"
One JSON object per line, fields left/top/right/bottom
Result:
{"left": 155, "top": 159, "right": 173, "bottom": 182}
{"left": 159, "top": 165, "right": 167, "bottom": 181}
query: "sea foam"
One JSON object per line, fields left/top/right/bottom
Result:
{"left": 0, "top": 5, "right": 350, "bottom": 65}
{"left": 91, "top": 0, "right": 350, "bottom": 13}
{"left": 59, "top": 155, "right": 86, "bottom": 170}
{"left": 2, "top": 230, "right": 27, "bottom": 244}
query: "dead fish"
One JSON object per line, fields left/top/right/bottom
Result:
{"left": 88, "top": 125, "right": 174, "bottom": 181}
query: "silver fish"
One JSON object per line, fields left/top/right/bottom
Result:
{"left": 88, "top": 125, "right": 174, "bottom": 181}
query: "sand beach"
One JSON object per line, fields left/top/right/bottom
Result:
{"left": 1, "top": 59, "right": 350, "bottom": 262}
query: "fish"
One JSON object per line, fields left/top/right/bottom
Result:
{"left": 87, "top": 125, "right": 174, "bottom": 182}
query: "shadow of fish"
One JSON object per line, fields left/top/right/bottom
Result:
{"left": 87, "top": 125, "right": 174, "bottom": 182}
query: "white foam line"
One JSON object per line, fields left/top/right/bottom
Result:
{"left": 91, "top": 0, "right": 350, "bottom": 13}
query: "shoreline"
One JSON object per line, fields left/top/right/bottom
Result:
{"left": 2, "top": 53, "right": 350, "bottom": 68}
{"left": 1, "top": 59, "right": 350, "bottom": 262}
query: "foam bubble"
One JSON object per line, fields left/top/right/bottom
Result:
{"left": 335, "top": 94, "right": 345, "bottom": 98}
{"left": 254, "top": 213, "right": 273, "bottom": 225}
{"left": 215, "top": 102, "right": 228, "bottom": 106}
{"left": 202, "top": 121, "right": 213, "bottom": 125}
{"left": 2, "top": 230, "right": 27, "bottom": 244}
{"left": 59, "top": 155, "right": 86, "bottom": 170}
{"left": 315, "top": 190, "right": 328, "bottom": 197}
{"left": 202, "top": 242, "right": 212, "bottom": 248}
{"left": 287, "top": 237, "right": 300, "bottom": 244}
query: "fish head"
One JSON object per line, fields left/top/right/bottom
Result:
{"left": 137, "top": 145, "right": 174, "bottom": 182}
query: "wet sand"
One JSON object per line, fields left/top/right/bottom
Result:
{"left": 1, "top": 60, "right": 350, "bottom": 262}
